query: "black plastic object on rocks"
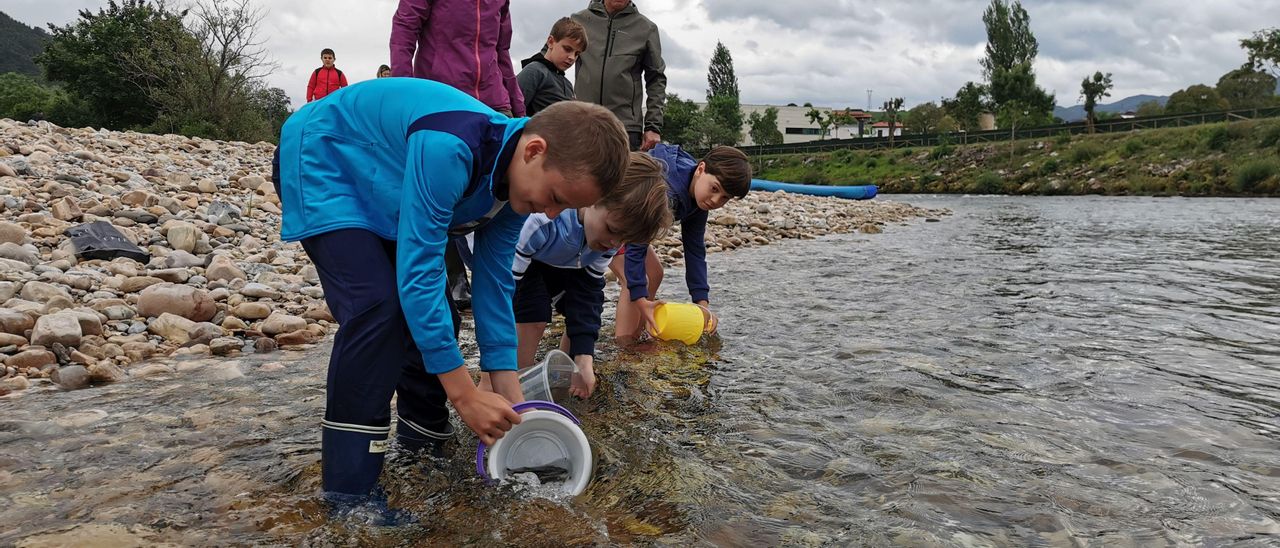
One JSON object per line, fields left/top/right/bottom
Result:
{"left": 64, "top": 221, "right": 151, "bottom": 263}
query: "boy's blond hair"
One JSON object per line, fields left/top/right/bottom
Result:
{"left": 549, "top": 17, "right": 587, "bottom": 50}
{"left": 525, "top": 101, "right": 629, "bottom": 197}
{"left": 597, "top": 153, "right": 673, "bottom": 244}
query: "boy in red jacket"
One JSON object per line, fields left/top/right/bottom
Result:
{"left": 307, "top": 48, "right": 348, "bottom": 102}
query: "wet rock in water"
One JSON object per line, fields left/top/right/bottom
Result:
{"left": 52, "top": 364, "right": 91, "bottom": 389}
{"left": 859, "top": 223, "right": 883, "bottom": 234}
{"left": 131, "top": 363, "right": 173, "bottom": 378}
{"left": 261, "top": 312, "right": 306, "bottom": 336}
{"left": 88, "top": 361, "right": 127, "bottom": 384}
{"left": 0, "top": 374, "right": 30, "bottom": 391}
{"left": 275, "top": 328, "right": 320, "bottom": 346}
{"left": 205, "top": 360, "right": 244, "bottom": 381}
{"left": 54, "top": 409, "right": 109, "bottom": 428}
{"left": 6, "top": 348, "right": 56, "bottom": 370}
{"left": 254, "top": 337, "right": 278, "bottom": 353}
{"left": 209, "top": 337, "right": 243, "bottom": 356}
{"left": 187, "top": 322, "right": 224, "bottom": 343}
{"left": 136, "top": 283, "right": 216, "bottom": 321}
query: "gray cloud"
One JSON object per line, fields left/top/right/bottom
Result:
{"left": 5, "top": 0, "right": 1278, "bottom": 111}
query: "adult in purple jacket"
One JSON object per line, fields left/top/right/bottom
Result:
{"left": 389, "top": 0, "right": 526, "bottom": 117}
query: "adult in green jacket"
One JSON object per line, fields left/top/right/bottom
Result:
{"left": 572, "top": 0, "right": 667, "bottom": 151}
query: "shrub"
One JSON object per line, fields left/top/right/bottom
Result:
{"left": 1040, "top": 158, "right": 1060, "bottom": 175}
{"left": 1122, "top": 139, "right": 1145, "bottom": 156}
{"left": 1233, "top": 159, "right": 1278, "bottom": 192}
{"left": 1259, "top": 124, "right": 1280, "bottom": 148}
{"left": 800, "top": 166, "right": 831, "bottom": 186}
{"left": 930, "top": 143, "right": 955, "bottom": 160}
{"left": 1204, "top": 125, "right": 1231, "bottom": 151}
{"left": 973, "top": 171, "right": 1003, "bottom": 194}
{"left": 1054, "top": 131, "right": 1072, "bottom": 145}
{"left": 1069, "top": 142, "right": 1104, "bottom": 163}
{"left": 864, "top": 156, "right": 879, "bottom": 168}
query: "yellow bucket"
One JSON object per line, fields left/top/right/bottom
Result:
{"left": 651, "top": 303, "right": 707, "bottom": 345}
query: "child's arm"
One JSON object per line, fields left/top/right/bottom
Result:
{"left": 511, "top": 215, "right": 553, "bottom": 281}
{"left": 338, "top": 70, "right": 349, "bottom": 89}
{"left": 306, "top": 70, "right": 317, "bottom": 102}
{"left": 497, "top": 2, "right": 525, "bottom": 117}
{"left": 396, "top": 134, "right": 519, "bottom": 438}
{"left": 681, "top": 209, "right": 711, "bottom": 303}
{"left": 389, "top": 0, "right": 428, "bottom": 77}
{"left": 623, "top": 243, "right": 652, "bottom": 301}
{"left": 470, "top": 207, "right": 526, "bottom": 403}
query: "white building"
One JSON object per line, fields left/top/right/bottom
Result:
{"left": 697, "top": 103, "right": 871, "bottom": 146}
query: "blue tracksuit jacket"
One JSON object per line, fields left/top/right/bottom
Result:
{"left": 512, "top": 210, "right": 617, "bottom": 280}
{"left": 277, "top": 78, "right": 526, "bottom": 374}
{"left": 624, "top": 143, "right": 709, "bottom": 303}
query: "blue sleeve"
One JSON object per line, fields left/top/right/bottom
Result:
{"left": 396, "top": 134, "right": 469, "bottom": 375}
{"left": 470, "top": 205, "right": 524, "bottom": 372}
{"left": 681, "top": 209, "right": 710, "bottom": 303}
{"left": 624, "top": 243, "right": 651, "bottom": 301}
{"left": 585, "top": 249, "right": 615, "bottom": 279}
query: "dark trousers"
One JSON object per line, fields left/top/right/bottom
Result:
{"left": 513, "top": 261, "right": 605, "bottom": 358}
{"left": 301, "top": 228, "right": 458, "bottom": 495}
{"left": 628, "top": 131, "right": 642, "bottom": 152}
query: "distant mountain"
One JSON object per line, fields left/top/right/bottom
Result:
{"left": 0, "top": 11, "right": 49, "bottom": 77}
{"left": 1054, "top": 94, "right": 1169, "bottom": 122}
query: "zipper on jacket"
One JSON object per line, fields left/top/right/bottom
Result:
{"left": 599, "top": 14, "right": 616, "bottom": 106}
{"left": 473, "top": 0, "right": 481, "bottom": 97}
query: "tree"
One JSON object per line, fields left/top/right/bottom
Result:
{"left": 981, "top": 0, "right": 1037, "bottom": 81}
{"left": 36, "top": 0, "right": 190, "bottom": 130}
{"left": 1216, "top": 67, "right": 1276, "bottom": 110}
{"left": 701, "top": 41, "right": 741, "bottom": 146}
{"left": 1165, "top": 84, "right": 1230, "bottom": 114}
{"left": 747, "top": 106, "right": 783, "bottom": 146}
{"left": 1135, "top": 100, "right": 1164, "bottom": 117}
{"left": 904, "top": 102, "right": 946, "bottom": 134}
{"left": 1079, "top": 71, "right": 1113, "bottom": 132}
{"left": 989, "top": 61, "right": 1055, "bottom": 122}
{"left": 137, "top": 0, "right": 280, "bottom": 141}
{"left": 936, "top": 115, "right": 959, "bottom": 133}
{"left": 1241, "top": 28, "right": 1280, "bottom": 76}
{"left": 0, "top": 73, "right": 58, "bottom": 121}
{"left": 882, "top": 97, "right": 904, "bottom": 148}
{"left": 706, "top": 41, "right": 739, "bottom": 99}
{"left": 804, "top": 103, "right": 834, "bottom": 140}
{"left": 0, "top": 12, "right": 50, "bottom": 77}
{"left": 944, "top": 82, "right": 990, "bottom": 130}
{"left": 662, "top": 93, "right": 706, "bottom": 148}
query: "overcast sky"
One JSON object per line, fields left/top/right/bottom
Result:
{"left": 6, "top": 0, "right": 1278, "bottom": 111}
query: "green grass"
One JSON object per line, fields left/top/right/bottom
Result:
{"left": 754, "top": 118, "right": 1280, "bottom": 196}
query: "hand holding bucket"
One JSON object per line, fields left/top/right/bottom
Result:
{"left": 475, "top": 400, "right": 593, "bottom": 496}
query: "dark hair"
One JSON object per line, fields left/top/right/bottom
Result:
{"left": 524, "top": 101, "right": 629, "bottom": 198}
{"left": 549, "top": 17, "right": 588, "bottom": 49}
{"left": 702, "top": 146, "right": 752, "bottom": 198}
{"left": 377, "top": 64, "right": 391, "bottom": 77}
{"left": 596, "top": 153, "right": 672, "bottom": 244}
{"left": 321, "top": 48, "right": 335, "bottom": 57}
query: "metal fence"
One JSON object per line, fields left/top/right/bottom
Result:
{"left": 727, "top": 106, "right": 1280, "bottom": 157}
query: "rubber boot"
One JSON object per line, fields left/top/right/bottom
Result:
{"left": 396, "top": 416, "right": 455, "bottom": 459}
{"left": 321, "top": 423, "right": 414, "bottom": 526}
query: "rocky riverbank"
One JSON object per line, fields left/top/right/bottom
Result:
{"left": 0, "top": 118, "right": 946, "bottom": 396}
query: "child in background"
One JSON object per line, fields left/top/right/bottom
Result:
{"left": 275, "top": 77, "right": 630, "bottom": 521}
{"left": 499, "top": 153, "right": 671, "bottom": 399}
{"left": 610, "top": 145, "right": 753, "bottom": 342}
{"left": 517, "top": 17, "right": 587, "bottom": 116}
{"left": 306, "top": 48, "right": 348, "bottom": 102}
{"left": 377, "top": 64, "right": 392, "bottom": 78}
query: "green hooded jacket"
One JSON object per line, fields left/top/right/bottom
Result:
{"left": 571, "top": 1, "right": 667, "bottom": 135}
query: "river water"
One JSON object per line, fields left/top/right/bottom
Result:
{"left": 1, "top": 196, "right": 1278, "bottom": 546}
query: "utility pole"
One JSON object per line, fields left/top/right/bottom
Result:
{"left": 866, "top": 89, "right": 873, "bottom": 112}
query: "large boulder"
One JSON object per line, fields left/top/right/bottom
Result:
{"left": 20, "top": 281, "right": 73, "bottom": 303}
{"left": 206, "top": 254, "right": 246, "bottom": 282}
{"left": 147, "top": 312, "right": 197, "bottom": 343}
{"left": 0, "top": 308, "right": 36, "bottom": 335}
{"left": 165, "top": 221, "right": 202, "bottom": 253}
{"left": 260, "top": 312, "right": 306, "bottom": 336}
{"left": 136, "top": 283, "right": 217, "bottom": 321}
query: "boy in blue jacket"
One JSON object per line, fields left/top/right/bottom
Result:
{"left": 610, "top": 145, "right": 752, "bottom": 342}
{"left": 501, "top": 153, "right": 670, "bottom": 398}
{"left": 274, "top": 77, "right": 629, "bottom": 516}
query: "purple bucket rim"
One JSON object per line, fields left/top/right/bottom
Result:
{"left": 475, "top": 400, "right": 581, "bottom": 479}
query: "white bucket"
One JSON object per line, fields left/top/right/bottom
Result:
{"left": 477, "top": 401, "right": 593, "bottom": 496}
